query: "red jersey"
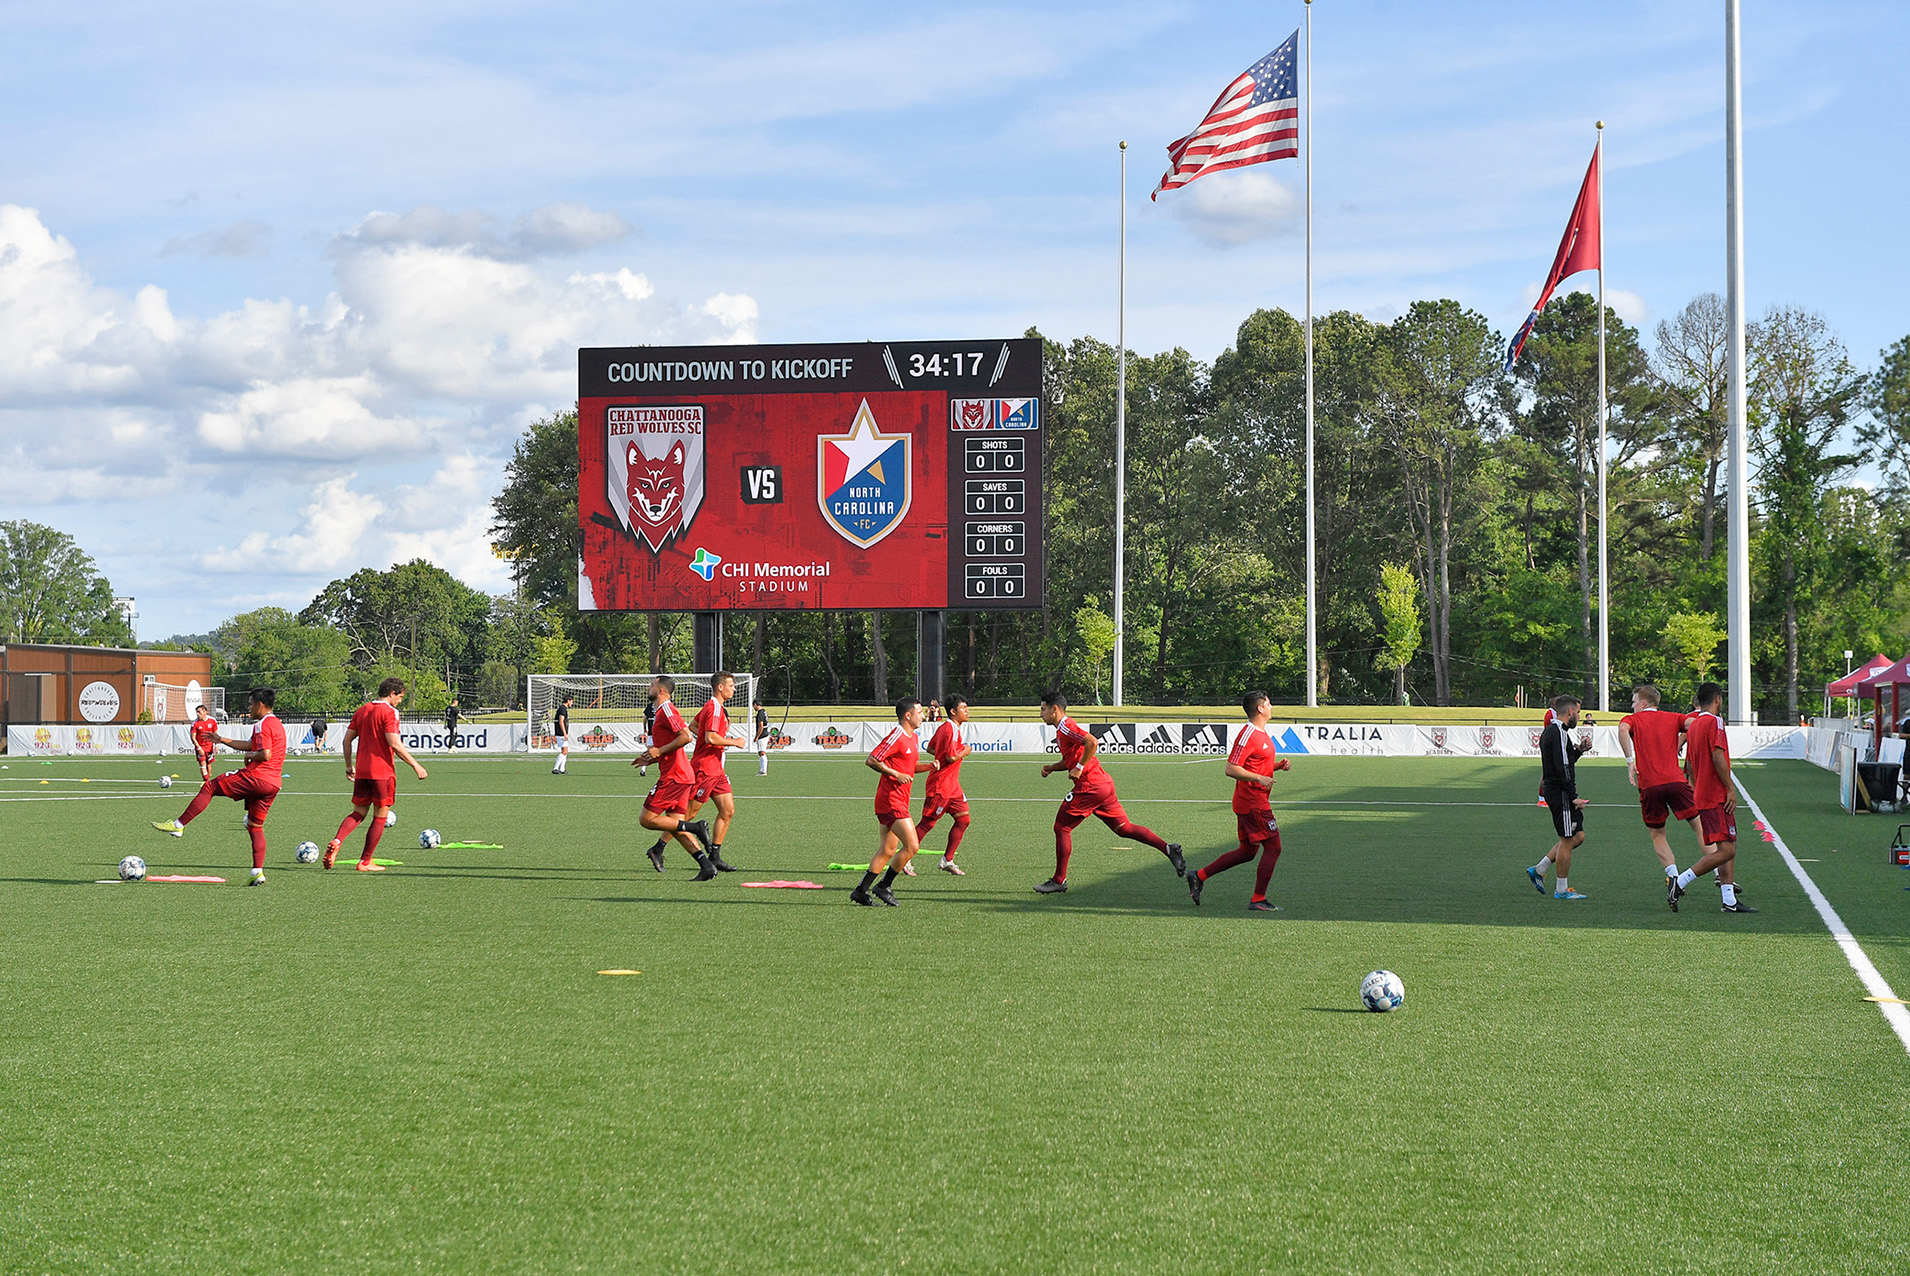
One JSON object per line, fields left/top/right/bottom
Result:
{"left": 925, "top": 720, "right": 967, "bottom": 800}
{"left": 651, "top": 699, "right": 693, "bottom": 784}
{"left": 869, "top": 725, "right": 921, "bottom": 811}
{"left": 1229, "top": 723, "right": 1278, "bottom": 814}
{"left": 190, "top": 717, "right": 220, "bottom": 755}
{"left": 243, "top": 714, "right": 287, "bottom": 785}
{"left": 349, "top": 700, "right": 401, "bottom": 781}
{"left": 1684, "top": 711, "right": 1732, "bottom": 809}
{"left": 1052, "top": 717, "right": 1109, "bottom": 788}
{"left": 1622, "top": 709, "right": 1687, "bottom": 789}
{"left": 690, "top": 698, "right": 731, "bottom": 775}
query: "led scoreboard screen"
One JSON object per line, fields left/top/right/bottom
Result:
{"left": 577, "top": 339, "right": 1044, "bottom": 612}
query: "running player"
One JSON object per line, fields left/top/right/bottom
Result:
{"left": 550, "top": 695, "right": 572, "bottom": 774}
{"left": 1618, "top": 684, "right": 1701, "bottom": 909}
{"left": 1034, "top": 692, "right": 1184, "bottom": 894}
{"left": 850, "top": 697, "right": 936, "bottom": 906}
{"left": 667, "top": 672, "right": 748, "bottom": 873}
{"left": 914, "top": 693, "right": 972, "bottom": 876}
{"left": 753, "top": 697, "right": 770, "bottom": 776}
{"left": 1670, "top": 682, "right": 1757, "bottom": 914}
{"left": 150, "top": 687, "right": 286, "bottom": 886}
{"left": 189, "top": 703, "right": 220, "bottom": 782}
{"left": 633, "top": 675, "right": 715, "bottom": 879}
{"left": 1528, "top": 694, "right": 1592, "bottom": 900}
{"left": 326, "top": 677, "right": 430, "bottom": 871}
{"left": 1187, "top": 690, "right": 1291, "bottom": 911}
{"left": 637, "top": 690, "right": 657, "bottom": 778}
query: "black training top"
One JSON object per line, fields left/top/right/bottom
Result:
{"left": 1539, "top": 720, "right": 1588, "bottom": 792}
{"left": 554, "top": 704, "right": 569, "bottom": 735}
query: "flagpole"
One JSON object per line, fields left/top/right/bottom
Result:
{"left": 1113, "top": 139, "right": 1127, "bottom": 708}
{"left": 1595, "top": 120, "right": 1609, "bottom": 714}
{"left": 1725, "top": 0, "right": 1752, "bottom": 725}
{"left": 1303, "top": 0, "right": 1317, "bottom": 708}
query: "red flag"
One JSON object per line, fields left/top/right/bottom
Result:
{"left": 1505, "top": 145, "right": 1602, "bottom": 370}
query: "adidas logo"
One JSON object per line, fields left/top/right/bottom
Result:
{"left": 1136, "top": 725, "right": 1181, "bottom": 755}
{"left": 1180, "top": 725, "right": 1228, "bottom": 753}
{"left": 1089, "top": 723, "right": 1135, "bottom": 754}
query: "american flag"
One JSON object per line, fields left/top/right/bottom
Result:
{"left": 1152, "top": 31, "right": 1300, "bottom": 201}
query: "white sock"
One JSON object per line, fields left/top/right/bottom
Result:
{"left": 250, "top": 867, "right": 263, "bottom": 878}
{"left": 1555, "top": 876, "right": 1568, "bottom": 893}
{"left": 1535, "top": 854, "right": 1553, "bottom": 874}
{"left": 1676, "top": 869, "right": 1697, "bottom": 889}
{"left": 1721, "top": 883, "right": 1738, "bottom": 906}
{"left": 1666, "top": 864, "right": 1679, "bottom": 879}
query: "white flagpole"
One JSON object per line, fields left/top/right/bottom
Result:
{"left": 1596, "top": 121, "right": 1609, "bottom": 714}
{"left": 1725, "top": 0, "right": 1752, "bottom": 725}
{"left": 1304, "top": 0, "right": 1317, "bottom": 708}
{"left": 1113, "top": 140, "right": 1127, "bottom": 708}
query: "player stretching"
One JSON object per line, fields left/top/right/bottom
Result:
{"left": 150, "top": 687, "right": 286, "bottom": 886}
{"left": 850, "top": 697, "right": 936, "bottom": 906}
{"left": 914, "top": 693, "right": 973, "bottom": 876}
{"left": 550, "top": 695, "right": 572, "bottom": 774}
{"left": 1187, "top": 690, "right": 1292, "bottom": 911}
{"left": 660, "top": 672, "right": 748, "bottom": 873}
{"left": 633, "top": 675, "right": 715, "bottom": 879}
{"left": 1528, "top": 694, "right": 1592, "bottom": 900}
{"left": 189, "top": 703, "right": 220, "bottom": 782}
{"left": 1034, "top": 692, "right": 1184, "bottom": 894}
{"left": 1670, "top": 682, "right": 1758, "bottom": 914}
{"left": 1618, "top": 684, "right": 1702, "bottom": 909}
{"left": 326, "top": 677, "right": 429, "bottom": 871}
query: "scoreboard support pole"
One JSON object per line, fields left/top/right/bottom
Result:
{"left": 693, "top": 612, "right": 723, "bottom": 675}
{"left": 917, "top": 610, "right": 946, "bottom": 708}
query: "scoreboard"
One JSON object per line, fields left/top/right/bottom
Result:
{"left": 577, "top": 339, "right": 1044, "bottom": 612}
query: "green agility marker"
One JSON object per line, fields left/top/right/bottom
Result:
{"left": 439, "top": 842, "right": 504, "bottom": 850}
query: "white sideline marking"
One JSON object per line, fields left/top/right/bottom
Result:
{"left": 1734, "top": 778, "right": 1910, "bottom": 1057}
{"left": 0, "top": 791, "right": 1623, "bottom": 809}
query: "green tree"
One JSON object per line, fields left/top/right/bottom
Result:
{"left": 489, "top": 408, "right": 581, "bottom": 608}
{"left": 1375, "top": 563, "right": 1422, "bottom": 704}
{"left": 1863, "top": 333, "right": 1910, "bottom": 497}
{"left": 0, "top": 521, "right": 134, "bottom": 646}
{"left": 1073, "top": 597, "right": 1116, "bottom": 704}
{"left": 300, "top": 559, "right": 493, "bottom": 684}
{"left": 214, "top": 608, "right": 354, "bottom": 713}
{"left": 1660, "top": 611, "right": 1728, "bottom": 690}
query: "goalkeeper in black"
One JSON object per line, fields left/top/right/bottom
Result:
{"left": 1528, "top": 693, "right": 1591, "bottom": 900}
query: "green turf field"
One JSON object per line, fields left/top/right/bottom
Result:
{"left": 3, "top": 750, "right": 1907, "bottom": 1274}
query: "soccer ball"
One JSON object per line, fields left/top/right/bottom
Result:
{"left": 294, "top": 841, "right": 321, "bottom": 864}
{"left": 118, "top": 855, "right": 147, "bottom": 882}
{"left": 384, "top": 809, "right": 398, "bottom": 828}
{"left": 419, "top": 829, "right": 442, "bottom": 849}
{"left": 158, "top": 775, "right": 173, "bottom": 789}
{"left": 1360, "top": 970, "right": 1406, "bottom": 1013}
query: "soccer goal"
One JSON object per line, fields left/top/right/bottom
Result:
{"left": 140, "top": 680, "right": 227, "bottom": 723}
{"left": 526, "top": 672, "right": 756, "bottom": 752}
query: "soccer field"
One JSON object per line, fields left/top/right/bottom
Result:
{"left": 3, "top": 751, "right": 1906, "bottom": 1274}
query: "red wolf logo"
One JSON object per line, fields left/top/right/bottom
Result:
{"left": 606, "top": 404, "right": 705, "bottom": 553}
{"left": 627, "top": 441, "right": 687, "bottom": 552}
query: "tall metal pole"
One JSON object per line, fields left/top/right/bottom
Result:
{"left": 1303, "top": 0, "right": 1318, "bottom": 708}
{"left": 1113, "top": 140, "right": 1127, "bottom": 708}
{"left": 1725, "top": 0, "right": 1752, "bottom": 724}
{"left": 1596, "top": 121, "right": 1609, "bottom": 714}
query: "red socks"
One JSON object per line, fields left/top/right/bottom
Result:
{"left": 179, "top": 788, "right": 213, "bottom": 826}
{"left": 1052, "top": 825, "right": 1073, "bottom": 882}
{"left": 1199, "top": 844, "right": 1257, "bottom": 881}
{"left": 1251, "top": 833, "right": 1284, "bottom": 900}
{"left": 1103, "top": 818, "right": 1167, "bottom": 853}
{"left": 944, "top": 817, "right": 970, "bottom": 859}
{"left": 362, "top": 815, "right": 386, "bottom": 865}
{"left": 249, "top": 823, "right": 268, "bottom": 870}
{"left": 334, "top": 812, "right": 364, "bottom": 843}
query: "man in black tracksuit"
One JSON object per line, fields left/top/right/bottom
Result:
{"left": 1527, "top": 693, "right": 1591, "bottom": 899}
{"left": 443, "top": 700, "right": 461, "bottom": 751}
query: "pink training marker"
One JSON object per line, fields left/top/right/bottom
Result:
{"left": 740, "top": 880, "right": 824, "bottom": 889}
{"left": 147, "top": 874, "right": 227, "bottom": 883}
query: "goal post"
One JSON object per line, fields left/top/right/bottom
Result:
{"left": 526, "top": 672, "right": 756, "bottom": 752}
{"left": 140, "top": 680, "right": 227, "bottom": 723}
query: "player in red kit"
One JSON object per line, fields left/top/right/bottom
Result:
{"left": 189, "top": 703, "right": 220, "bottom": 782}
{"left": 1670, "top": 682, "right": 1757, "bottom": 913}
{"left": 1618, "top": 684, "right": 1703, "bottom": 909}
{"left": 633, "top": 675, "right": 716, "bottom": 879}
{"left": 150, "top": 687, "right": 286, "bottom": 885}
{"left": 1187, "top": 690, "right": 1292, "bottom": 911}
{"left": 850, "top": 697, "right": 936, "bottom": 906}
{"left": 1034, "top": 692, "right": 1184, "bottom": 894}
{"left": 654, "top": 672, "right": 748, "bottom": 873}
{"left": 328, "top": 677, "right": 430, "bottom": 871}
{"left": 914, "top": 693, "right": 973, "bottom": 876}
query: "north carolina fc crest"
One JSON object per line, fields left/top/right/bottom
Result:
{"left": 818, "top": 400, "right": 910, "bottom": 548}
{"left": 607, "top": 404, "right": 705, "bottom": 553}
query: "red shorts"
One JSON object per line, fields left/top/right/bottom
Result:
{"left": 1697, "top": 805, "right": 1738, "bottom": 846}
{"left": 645, "top": 777, "right": 694, "bottom": 815}
{"left": 919, "top": 793, "right": 969, "bottom": 826}
{"left": 875, "top": 800, "right": 913, "bottom": 827}
{"left": 692, "top": 768, "right": 732, "bottom": 802}
{"left": 1235, "top": 809, "right": 1278, "bottom": 845}
{"left": 1639, "top": 781, "right": 1698, "bottom": 829}
{"left": 1056, "top": 778, "right": 1127, "bottom": 828}
{"left": 210, "top": 770, "right": 281, "bottom": 823}
{"left": 352, "top": 776, "right": 397, "bottom": 808}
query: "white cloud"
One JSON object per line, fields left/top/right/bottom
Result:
{"left": 161, "top": 219, "right": 272, "bottom": 259}
{"left": 1164, "top": 172, "right": 1301, "bottom": 247}
{"left": 338, "top": 202, "right": 632, "bottom": 260}
{"left": 199, "top": 475, "right": 386, "bottom": 574}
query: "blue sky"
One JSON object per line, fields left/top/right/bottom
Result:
{"left": 1, "top": 0, "right": 1903, "bottom": 640}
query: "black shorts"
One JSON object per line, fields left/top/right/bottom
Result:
{"left": 1544, "top": 788, "right": 1584, "bottom": 839}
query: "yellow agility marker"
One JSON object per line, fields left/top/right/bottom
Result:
{"left": 1864, "top": 996, "right": 1910, "bottom": 1005}
{"left": 597, "top": 969, "right": 642, "bottom": 976}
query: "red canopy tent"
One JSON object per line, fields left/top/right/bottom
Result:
{"left": 1827, "top": 654, "right": 1894, "bottom": 716}
{"left": 1854, "top": 656, "right": 1910, "bottom": 752}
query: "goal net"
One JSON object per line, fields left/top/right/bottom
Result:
{"left": 526, "top": 673, "right": 756, "bottom": 753}
{"left": 141, "top": 681, "right": 227, "bottom": 723}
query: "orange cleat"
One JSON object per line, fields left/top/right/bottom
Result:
{"left": 323, "top": 839, "right": 340, "bottom": 870}
{"left": 355, "top": 861, "right": 386, "bottom": 872}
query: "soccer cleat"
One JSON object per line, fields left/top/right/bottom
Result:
{"left": 1721, "top": 900, "right": 1759, "bottom": 914}
{"left": 1033, "top": 878, "right": 1068, "bottom": 894}
{"left": 1247, "top": 899, "right": 1283, "bottom": 913}
{"left": 849, "top": 887, "right": 875, "bottom": 906}
{"left": 150, "top": 819, "right": 184, "bottom": 838}
{"left": 691, "top": 856, "right": 718, "bottom": 882}
{"left": 873, "top": 884, "right": 898, "bottom": 906}
{"left": 1554, "top": 889, "right": 1588, "bottom": 900}
{"left": 1667, "top": 877, "right": 1685, "bottom": 912}
{"left": 1527, "top": 866, "right": 1546, "bottom": 894}
{"left": 1187, "top": 871, "right": 1204, "bottom": 906}
{"left": 1165, "top": 843, "right": 1188, "bottom": 878}
{"left": 646, "top": 844, "right": 667, "bottom": 873}
{"left": 938, "top": 858, "right": 965, "bottom": 876}
{"left": 247, "top": 872, "right": 266, "bottom": 886}
{"left": 899, "top": 860, "right": 917, "bottom": 877}
{"left": 356, "top": 861, "right": 386, "bottom": 872}
{"left": 710, "top": 849, "right": 741, "bottom": 873}
{"left": 323, "top": 839, "right": 340, "bottom": 870}
{"left": 682, "top": 819, "right": 713, "bottom": 850}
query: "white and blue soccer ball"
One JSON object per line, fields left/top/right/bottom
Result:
{"left": 294, "top": 841, "right": 321, "bottom": 864}
{"left": 118, "top": 855, "right": 148, "bottom": 882}
{"left": 1360, "top": 969, "right": 1405, "bottom": 1013}
{"left": 384, "top": 809, "right": 398, "bottom": 829}
{"left": 419, "top": 828, "right": 442, "bottom": 850}
{"left": 158, "top": 775, "right": 173, "bottom": 789}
